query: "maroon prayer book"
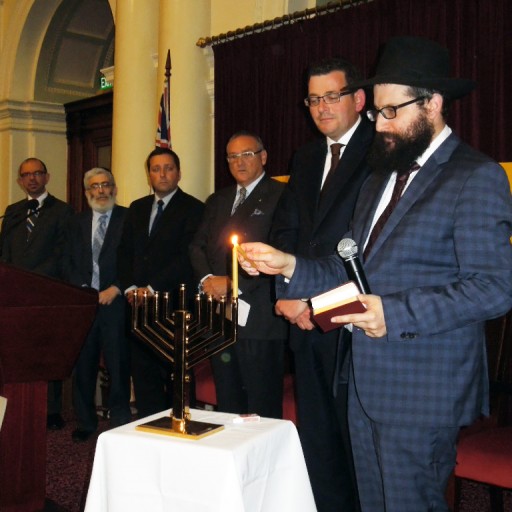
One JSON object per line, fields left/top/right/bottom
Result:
{"left": 311, "top": 281, "right": 366, "bottom": 332}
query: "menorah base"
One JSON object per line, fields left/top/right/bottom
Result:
{"left": 136, "top": 414, "right": 224, "bottom": 440}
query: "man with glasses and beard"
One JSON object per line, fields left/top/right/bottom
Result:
{"left": 64, "top": 168, "right": 131, "bottom": 441}
{"left": 0, "top": 157, "right": 73, "bottom": 430}
{"left": 236, "top": 37, "right": 512, "bottom": 512}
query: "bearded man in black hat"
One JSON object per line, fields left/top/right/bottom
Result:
{"left": 237, "top": 36, "right": 512, "bottom": 512}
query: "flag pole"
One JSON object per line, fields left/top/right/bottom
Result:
{"left": 165, "top": 50, "right": 171, "bottom": 130}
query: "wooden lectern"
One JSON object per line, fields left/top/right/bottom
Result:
{"left": 0, "top": 263, "right": 98, "bottom": 512}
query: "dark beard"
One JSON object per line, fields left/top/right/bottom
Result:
{"left": 367, "top": 112, "right": 434, "bottom": 176}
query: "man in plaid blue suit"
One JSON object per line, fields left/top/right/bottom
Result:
{"left": 240, "top": 37, "right": 512, "bottom": 511}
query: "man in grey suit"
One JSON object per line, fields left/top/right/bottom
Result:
{"left": 0, "top": 157, "right": 73, "bottom": 430}
{"left": 238, "top": 37, "right": 512, "bottom": 512}
{"left": 118, "top": 147, "right": 204, "bottom": 418}
{"left": 64, "top": 168, "right": 131, "bottom": 442}
{"left": 189, "top": 131, "right": 287, "bottom": 419}
{"left": 270, "top": 57, "right": 372, "bottom": 512}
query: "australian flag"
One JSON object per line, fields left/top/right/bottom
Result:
{"left": 155, "top": 80, "right": 171, "bottom": 148}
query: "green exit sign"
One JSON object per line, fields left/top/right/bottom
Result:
{"left": 100, "top": 76, "right": 112, "bottom": 90}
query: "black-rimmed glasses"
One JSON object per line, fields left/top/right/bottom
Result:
{"left": 367, "top": 97, "right": 426, "bottom": 121}
{"left": 304, "top": 90, "right": 353, "bottom": 107}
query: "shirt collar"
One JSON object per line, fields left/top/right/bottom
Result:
{"left": 238, "top": 171, "right": 265, "bottom": 196}
{"left": 327, "top": 116, "right": 362, "bottom": 147}
{"left": 154, "top": 187, "right": 178, "bottom": 207}
{"left": 28, "top": 190, "right": 48, "bottom": 207}
{"left": 416, "top": 124, "right": 452, "bottom": 167}
{"left": 92, "top": 208, "right": 113, "bottom": 222}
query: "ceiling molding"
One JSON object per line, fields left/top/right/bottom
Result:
{"left": 0, "top": 99, "right": 65, "bottom": 133}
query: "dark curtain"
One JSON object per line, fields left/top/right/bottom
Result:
{"left": 213, "top": 0, "right": 511, "bottom": 189}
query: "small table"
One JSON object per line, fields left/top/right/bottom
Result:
{"left": 85, "top": 409, "right": 317, "bottom": 512}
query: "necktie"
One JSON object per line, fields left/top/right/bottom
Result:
{"left": 231, "top": 187, "right": 247, "bottom": 215}
{"left": 321, "top": 143, "right": 344, "bottom": 194}
{"left": 91, "top": 214, "right": 108, "bottom": 290}
{"left": 26, "top": 202, "right": 40, "bottom": 240}
{"left": 150, "top": 199, "right": 164, "bottom": 235}
{"left": 363, "top": 163, "right": 420, "bottom": 260}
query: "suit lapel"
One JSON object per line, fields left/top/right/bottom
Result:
{"left": 222, "top": 177, "right": 270, "bottom": 244}
{"left": 225, "top": 188, "right": 238, "bottom": 218}
{"left": 305, "top": 141, "right": 327, "bottom": 216}
{"left": 82, "top": 211, "right": 93, "bottom": 266}
{"left": 143, "top": 195, "right": 159, "bottom": 240}
{"left": 232, "top": 174, "right": 276, "bottom": 221}
{"left": 362, "top": 134, "right": 460, "bottom": 261}
{"left": 26, "top": 195, "right": 52, "bottom": 244}
{"left": 315, "top": 121, "right": 374, "bottom": 229}
{"left": 355, "top": 172, "right": 388, "bottom": 251}
{"left": 100, "top": 206, "right": 121, "bottom": 257}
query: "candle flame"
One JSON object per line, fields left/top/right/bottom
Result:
{"left": 231, "top": 235, "right": 238, "bottom": 245}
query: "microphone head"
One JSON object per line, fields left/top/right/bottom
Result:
{"left": 26, "top": 199, "right": 39, "bottom": 211}
{"left": 337, "top": 238, "right": 358, "bottom": 259}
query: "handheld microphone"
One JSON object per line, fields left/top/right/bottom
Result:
{"left": 0, "top": 199, "right": 41, "bottom": 221}
{"left": 337, "top": 238, "right": 371, "bottom": 294}
{"left": 26, "top": 199, "right": 40, "bottom": 211}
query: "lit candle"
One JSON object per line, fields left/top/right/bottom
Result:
{"left": 231, "top": 235, "right": 239, "bottom": 298}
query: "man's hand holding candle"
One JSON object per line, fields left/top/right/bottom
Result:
{"left": 237, "top": 242, "right": 297, "bottom": 278}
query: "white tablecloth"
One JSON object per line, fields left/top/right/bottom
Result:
{"left": 85, "top": 409, "right": 317, "bottom": 512}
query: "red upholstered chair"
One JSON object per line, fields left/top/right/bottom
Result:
{"left": 0, "top": 363, "right": 5, "bottom": 431}
{"left": 194, "top": 359, "right": 217, "bottom": 408}
{"left": 193, "top": 358, "right": 298, "bottom": 424}
{"left": 453, "top": 310, "right": 512, "bottom": 512}
{"left": 282, "top": 372, "right": 297, "bottom": 424}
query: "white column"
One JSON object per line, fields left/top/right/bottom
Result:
{"left": 159, "top": 0, "right": 212, "bottom": 201}
{"left": 111, "top": 0, "right": 159, "bottom": 206}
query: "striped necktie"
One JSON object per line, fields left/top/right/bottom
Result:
{"left": 91, "top": 214, "right": 108, "bottom": 290}
{"left": 231, "top": 187, "right": 247, "bottom": 215}
{"left": 26, "top": 201, "right": 40, "bottom": 240}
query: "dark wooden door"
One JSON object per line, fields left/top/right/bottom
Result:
{"left": 65, "top": 91, "right": 113, "bottom": 212}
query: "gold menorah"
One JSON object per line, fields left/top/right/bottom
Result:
{"left": 131, "top": 284, "right": 238, "bottom": 439}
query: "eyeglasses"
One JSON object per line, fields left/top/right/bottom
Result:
{"left": 19, "top": 171, "right": 47, "bottom": 179}
{"left": 304, "top": 90, "right": 353, "bottom": 107}
{"left": 367, "top": 97, "right": 426, "bottom": 121}
{"left": 226, "top": 149, "right": 263, "bottom": 163}
{"left": 88, "top": 182, "right": 114, "bottom": 191}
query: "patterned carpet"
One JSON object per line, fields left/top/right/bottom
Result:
{"left": 46, "top": 408, "right": 511, "bottom": 512}
{"left": 46, "top": 409, "right": 111, "bottom": 512}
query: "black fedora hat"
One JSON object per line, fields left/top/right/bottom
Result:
{"left": 354, "top": 36, "right": 475, "bottom": 99}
